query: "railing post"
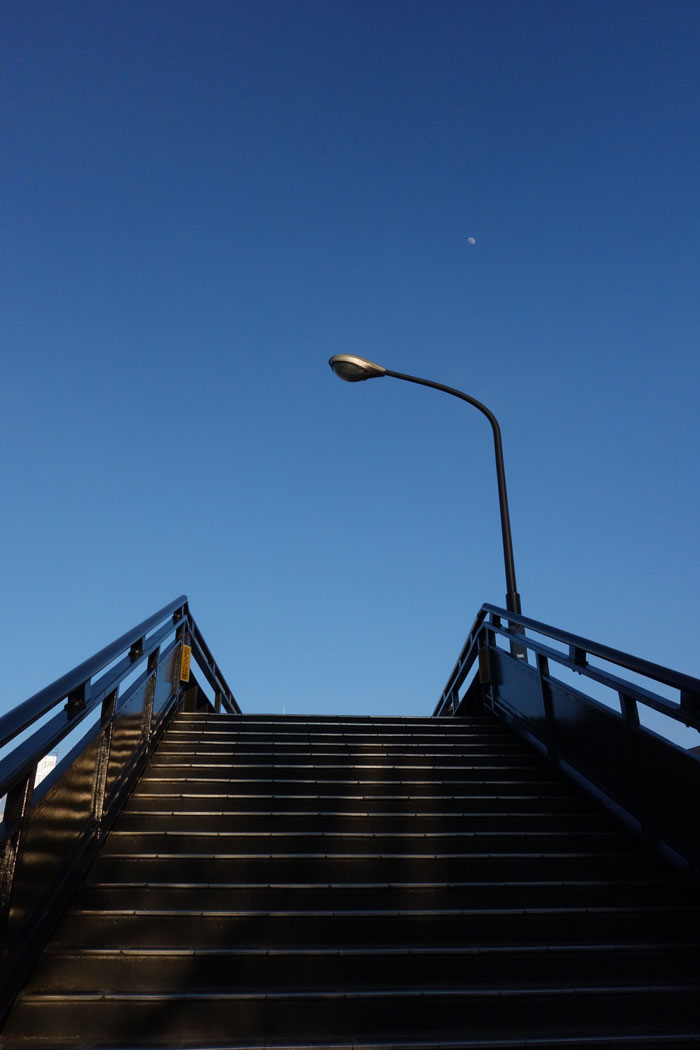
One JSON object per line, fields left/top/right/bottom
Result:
{"left": 536, "top": 653, "right": 556, "bottom": 755}
{"left": 619, "top": 692, "right": 640, "bottom": 729}
{"left": 477, "top": 643, "right": 492, "bottom": 688}
{"left": 478, "top": 621, "right": 497, "bottom": 711}
{"left": 680, "top": 688, "right": 700, "bottom": 719}
{"left": 91, "top": 688, "right": 117, "bottom": 833}
{"left": 65, "top": 680, "right": 89, "bottom": 720}
{"left": 129, "top": 637, "right": 144, "bottom": 664}
{"left": 141, "top": 649, "right": 160, "bottom": 744}
{"left": 618, "top": 690, "right": 651, "bottom": 839}
{"left": 0, "top": 770, "right": 35, "bottom": 946}
{"left": 210, "top": 656, "right": 222, "bottom": 712}
{"left": 175, "top": 620, "right": 190, "bottom": 711}
{"left": 569, "top": 644, "right": 587, "bottom": 668}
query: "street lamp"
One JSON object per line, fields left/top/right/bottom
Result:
{"left": 328, "top": 353, "right": 522, "bottom": 616}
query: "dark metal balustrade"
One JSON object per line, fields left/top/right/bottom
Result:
{"left": 0, "top": 595, "right": 239, "bottom": 1008}
{"left": 435, "top": 603, "right": 700, "bottom": 875}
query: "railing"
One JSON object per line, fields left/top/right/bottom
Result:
{"left": 0, "top": 595, "right": 239, "bottom": 1004}
{"left": 435, "top": 604, "right": 700, "bottom": 875}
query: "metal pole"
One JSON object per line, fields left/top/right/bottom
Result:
{"left": 384, "top": 369, "right": 522, "bottom": 615}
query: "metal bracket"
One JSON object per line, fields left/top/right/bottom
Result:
{"left": 681, "top": 689, "right": 700, "bottom": 717}
{"left": 478, "top": 645, "right": 492, "bottom": 685}
{"left": 65, "top": 683, "right": 88, "bottom": 719}
{"left": 129, "top": 638, "right": 144, "bottom": 663}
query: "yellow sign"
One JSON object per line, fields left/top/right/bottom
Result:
{"left": 180, "top": 645, "right": 192, "bottom": 682}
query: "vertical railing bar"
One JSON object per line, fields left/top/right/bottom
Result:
{"left": 129, "top": 636, "right": 144, "bottom": 663}
{"left": 537, "top": 652, "right": 555, "bottom": 755}
{"left": 174, "top": 619, "right": 189, "bottom": 714}
{"left": 0, "top": 770, "right": 36, "bottom": 946}
{"left": 141, "top": 649, "right": 160, "bottom": 745}
{"left": 172, "top": 624, "right": 189, "bottom": 721}
{"left": 65, "top": 680, "right": 90, "bottom": 720}
{"left": 478, "top": 626, "right": 496, "bottom": 713}
{"left": 175, "top": 619, "right": 187, "bottom": 648}
{"left": 569, "top": 644, "right": 588, "bottom": 667}
{"left": 619, "top": 692, "right": 640, "bottom": 729}
{"left": 90, "top": 688, "right": 117, "bottom": 833}
{"left": 617, "top": 689, "right": 651, "bottom": 843}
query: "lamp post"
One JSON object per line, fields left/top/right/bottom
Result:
{"left": 328, "top": 353, "right": 522, "bottom": 616}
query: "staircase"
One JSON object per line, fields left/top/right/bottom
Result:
{"left": 3, "top": 710, "right": 700, "bottom": 1047}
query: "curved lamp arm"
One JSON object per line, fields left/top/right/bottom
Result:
{"left": 329, "top": 354, "right": 521, "bottom": 615}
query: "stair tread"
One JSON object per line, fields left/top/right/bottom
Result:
{"left": 86, "top": 879, "right": 662, "bottom": 889}
{"left": 18, "top": 982, "right": 700, "bottom": 1000}
{"left": 65, "top": 904, "right": 700, "bottom": 916}
{"left": 4, "top": 1038, "right": 700, "bottom": 1050}
{"left": 98, "top": 850, "right": 652, "bottom": 858}
{"left": 107, "top": 829, "right": 620, "bottom": 838}
{"left": 121, "top": 806, "right": 596, "bottom": 814}
{"left": 43, "top": 939, "right": 700, "bottom": 953}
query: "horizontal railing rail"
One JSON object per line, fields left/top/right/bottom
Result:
{"left": 435, "top": 603, "right": 700, "bottom": 875}
{"left": 0, "top": 595, "right": 240, "bottom": 1009}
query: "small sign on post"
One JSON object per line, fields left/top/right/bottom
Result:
{"left": 180, "top": 645, "right": 192, "bottom": 682}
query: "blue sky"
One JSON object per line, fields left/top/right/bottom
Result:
{"left": 2, "top": 1, "right": 699, "bottom": 738}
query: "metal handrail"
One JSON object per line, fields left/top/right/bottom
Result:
{"left": 435, "top": 603, "right": 700, "bottom": 875}
{"left": 0, "top": 600, "right": 240, "bottom": 800}
{"left": 0, "top": 596, "right": 188, "bottom": 749}
{"left": 187, "top": 611, "right": 238, "bottom": 713}
{"left": 435, "top": 604, "right": 700, "bottom": 728}
{"left": 434, "top": 606, "right": 489, "bottom": 718}
{"left": 0, "top": 616, "right": 176, "bottom": 801}
{"left": 482, "top": 604, "right": 700, "bottom": 701}
{"left": 0, "top": 596, "right": 241, "bottom": 1010}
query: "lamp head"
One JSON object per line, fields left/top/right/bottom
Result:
{"left": 328, "top": 354, "right": 386, "bottom": 382}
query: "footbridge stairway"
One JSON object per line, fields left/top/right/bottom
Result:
{"left": 2, "top": 597, "right": 700, "bottom": 1047}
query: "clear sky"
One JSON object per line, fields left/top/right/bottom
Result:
{"left": 2, "top": 1, "right": 699, "bottom": 743}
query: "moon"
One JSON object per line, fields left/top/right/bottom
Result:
{"left": 467, "top": 237, "right": 476, "bottom": 245}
